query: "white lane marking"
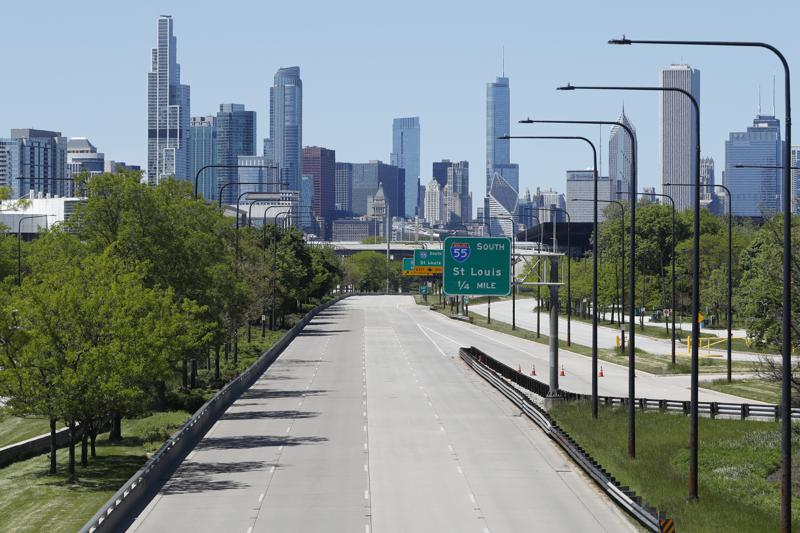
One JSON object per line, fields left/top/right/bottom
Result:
{"left": 363, "top": 425, "right": 367, "bottom": 432}
{"left": 258, "top": 493, "right": 265, "bottom": 503}
{"left": 364, "top": 463, "right": 368, "bottom": 472}
{"left": 440, "top": 425, "right": 445, "bottom": 432}
{"left": 469, "top": 493, "right": 476, "bottom": 504}
{"left": 364, "top": 490, "right": 369, "bottom": 500}
{"left": 246, "top": 528, "right": 253, "bottom": 533}
{"left": 428, "top": 401, "right": 432, "bottom": 406}
{"left": 363, "top": 411, "right": 367, "bottom": 417}
{"left": 448, "top": 444, "right": 454, "bottom": 452}
{"left": 366, "top": 525, "right": 370, "bottom": 533}
{"left": 270, "top": 466, "right": 275, "bottom": 473}
{"left": 364, "top": 442, "right": 368, "bottom": 450}
{"left": 416, "top": 324, "right": 450, "bottom": 357}
{"left": 457, "top": 465, "right": 463, "bottom": 474}
{"left": 278, "top": 446, "right": 283, "bottom": 452}
{"left": 285, "top": 426, "right": 291, "bottom": 433}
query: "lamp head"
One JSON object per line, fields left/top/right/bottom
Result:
{"left": 518, "top": 117, "right": 534, "bottom": 124}
{"left": 608, "top": 35, "right": 632, "bottom": 45}
{"left": 664, "top": 182, "right": 673, "bottom": 186}
{"left": 557, "top": 83, "right": 575, "bottom": 91}
{"left": 497, "top": 135, "right": 510, "bottom": 140}
{"left": 734, "top": 164, "right": 744, "bottom": 168}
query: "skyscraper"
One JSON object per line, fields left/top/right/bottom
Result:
{"left": 424, "top": 178, "right": 444, "bottom": 224}
{"left": 432, "top": 160, "right": 452, "bottom": 189}
{"left": 608, "top": 107, "right": 635, "bottom": 195}
{"left": 334, "top": 162, "right": 352, "bottom": 217}
{"left": 0, "top": 129, "right": 68, "bottom": 198}
{"left": 565, "top": 171, "right": 625, "bottom": 223}
{"left": 723, "top": 114, "right": 783, "bottom": 217}
{"left": 215, "top": 104, "right": 257, "bottom": 204}
{"left": 190, "top": 115, "right": 216, "bottom": 200}
{"left": 350, "top": 161, "right": 405, "bottom": 219}
{"left": 700, "top": 157, "right": 715, "bottom": 201}
{"left": 390, "top": 117, "right": 420, "bottom": 218}
{"left": 445, "top": 161, "right": 470, "bottom": 223}
{"left": 302, "top": 146, "right": 336, "bottom": 239}
{"left": 67, "top": 138, "right": 105, "bottom": 188}
{"left": 270, "top": 67, "right": 303, "bottom": 192}
{"left": 486, "top": 76, "right": 519, "bottom": 193}
{"left": 660, "top": 64, "right": 700, "bottom": 211}
{"left": 147, "top": 15, "right": 190, "bottom": 185}
{"left": 485, "top": 173, "right": 518, "bottom": 237}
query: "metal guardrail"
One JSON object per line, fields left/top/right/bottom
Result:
{"left": 464, "top": 345, "right": 798, "bottom": 421}
{"left": 460, "top": 346, "right": 671, "bottom": 532}
{"left": 79, "top": 294, "right": 352, "bottom": 533}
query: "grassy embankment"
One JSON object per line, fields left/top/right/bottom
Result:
{"left": 550, "top": 402, "right": 800, "bottom": 532}
{"left": 417, "top": 296, "right": 753, "bottom": 376}
{"left": 0, "top": 328, "right": 285, "bottom": 533}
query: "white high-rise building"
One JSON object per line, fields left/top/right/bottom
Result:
{"left": 565, "top": 170, "right": 625, "bottom": 223}
{"left": 423, "top": 178, "right": 443, "bottom": 224}
{"left": 147, "top": 15, "right": 190, "bottom": 185}
{"left": 608, "top": 107, "right": 635, "bottom": 196}
{"left": 660, "top": 64, "right": 700, "bottom": 211}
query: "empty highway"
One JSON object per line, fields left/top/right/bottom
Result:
{"left": 126, "top": 295, "right": 635, "bottom": 533}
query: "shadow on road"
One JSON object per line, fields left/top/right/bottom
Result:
{"left": 161, "top": 460, "right": 273, "bottom": 494}
{"left": 197, "top": 435, "right": 328, "bottom": 450}
{"left": 221, "top": 410, "right": 320, "bottom": 421}
{"left": 297, "top": 329, "right": 350, "bottom": 336}
{"left": 239, "top": 388, "right": 328, "bottom": 400}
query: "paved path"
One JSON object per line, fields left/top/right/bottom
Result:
{"left": 470, "top": 299, "right": 775, "bottom": 362}
{"left": 412, "top": 299, "right": 759, "bottom": 404}
{"left": 126, "top": 296, "right": 634, "bottom": 533}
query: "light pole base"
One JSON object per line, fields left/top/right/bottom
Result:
{"left": 544, "top": 395, "right": 564, "bottom": 411}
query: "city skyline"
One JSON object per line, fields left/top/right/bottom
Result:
{"left": 2, "top": 2, "right": 800, "bottom": 216}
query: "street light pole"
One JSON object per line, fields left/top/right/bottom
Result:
{"left": 610, "top": 37, "right": 790, "bottom": 518}
{"left": 548, "top": 207, "right": 572, "bottom": 347}
{"left": 500, "top": 135, "right": 598, "bottom": 353}
{"left": 194, "top": 164, "right": 280, "bottom": 200}
{"left": 521, "top": 120, "right": 634, "bottom": 455}
{"left": 666, "top": 182, "right": 734, "bottom": 382}
{"left": 621, "top": 190, "right": 677, "bottom": 364}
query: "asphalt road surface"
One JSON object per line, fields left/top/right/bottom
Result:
{"left": 126, "top": 295, "right": 635, "bottom": 533}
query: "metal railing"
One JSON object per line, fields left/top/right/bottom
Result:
{"left": 460, "top": 346, "right": 672, "bottom": 532}
{"left": 80, "top": 294, "right": 353, "bottom": 533}
{"left": 462, "top": 346, "right": 799, "bottom": 421}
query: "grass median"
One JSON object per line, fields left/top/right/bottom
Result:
{"left": 550, "top": 401, "right": 800, "bottom": 532}
{"left": 418, "top": 297, "right": 753, "bottom": 376}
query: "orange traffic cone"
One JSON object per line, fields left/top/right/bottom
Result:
{"left": 598, "top": 366, "right": 605, "bottom": 377}
{"left": 531, "top": 365, "right": 537, "bottom": 376}
{"left": 559, "top": 365, "right": 566, "bottom": 377}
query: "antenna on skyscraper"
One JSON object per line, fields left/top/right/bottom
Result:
{"left": 773, "top": 75, "right": 776, "bottom": 116}
{"left": 599, "top": 125, "right": 603, "bottom": 176}
{"left": 502, "top": 46, "right": 505, "bottom": 76}
{"left": 758, "top": 85, "right": 762, "bottom": 115}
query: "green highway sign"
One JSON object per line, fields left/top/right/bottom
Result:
{"left": 419, "top": 285, "right": 429, "bottom": 295}
{"left": 414, "top": 249, "right": 443, "bottom": 267}
{"left": 443, "top": 236, "right": 511, "bottom": 296}
{"left": 402, "top": 258, "right": 415, "bottom": 271}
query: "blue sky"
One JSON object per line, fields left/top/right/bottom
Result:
{"left": 2, "top": 0, "right": 798, "bottom": 205}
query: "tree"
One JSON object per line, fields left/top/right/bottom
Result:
{"left": 1, "top": 237, "right": 208, "bottom": 478}
{"left": 345, "top": 251, "right": 398, "bottom": 292}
